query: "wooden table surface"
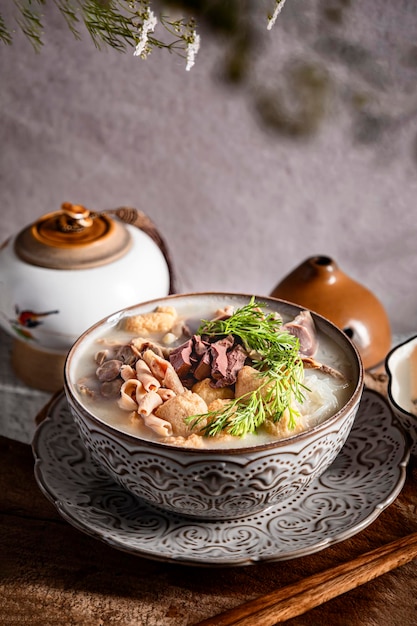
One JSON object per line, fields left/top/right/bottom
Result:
{"left": 2, "top": 375, "right": 417, "bottom": 626}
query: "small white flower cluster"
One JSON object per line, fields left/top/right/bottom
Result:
{"left": 132, "top": 1, "right": 200, "bottom": 70}
{"left": 133, "top": 7, "right": 157, "bottom": 58}
{"left": 185, "top": 33, "right": 200, "bottom": 71}
{"left": 267, "top": 0, "right": 287, "bottom": 31}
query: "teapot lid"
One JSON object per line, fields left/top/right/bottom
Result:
{"left": 14, "top": 202, "right": 132, "bottom": 269}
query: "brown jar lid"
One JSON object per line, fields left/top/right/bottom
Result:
{"left": 14, "top": 203, "right": 132, "bottom": 269}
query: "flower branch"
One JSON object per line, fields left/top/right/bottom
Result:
{"left": 1, "top": 0, "right": 288, "bottom": 71}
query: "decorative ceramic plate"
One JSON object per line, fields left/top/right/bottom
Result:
{"left": 32, "top": 390, "right": 409, "bottom": 567}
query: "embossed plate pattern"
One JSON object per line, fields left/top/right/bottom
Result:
{"left": 32, "top": 390, "right": 409, "bottom": 567}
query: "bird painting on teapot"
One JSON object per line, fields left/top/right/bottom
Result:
{"left": 10, "top": 306, "right": 60, "bottom": 341}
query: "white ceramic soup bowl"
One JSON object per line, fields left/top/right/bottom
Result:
{"left": 386, "top": 335, "right": 417, "bottom": 455}
{"left": 64, "top": 293, "right": 364, "bottom": 520}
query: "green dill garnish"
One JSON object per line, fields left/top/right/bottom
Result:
{"left": 187, "top": 298, "right": 306, "bottom": 438}
{"left": 198, "top": 297, "right": 296, "bottom": 357}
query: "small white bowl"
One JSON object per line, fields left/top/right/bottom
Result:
{"left": 386, "top": 335, "right": 417, "bottom": 455}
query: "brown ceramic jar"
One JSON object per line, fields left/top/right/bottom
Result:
{"left": 270, "top": 255, "right": 391, "bottom": 370}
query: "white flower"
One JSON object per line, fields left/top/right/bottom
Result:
{"left": 133, "top": 9, "right": 158, "bottom": 57}
{"left": 185, "top": 33, "right": 200, "bottom": 71}
{"left": 267, "top": 0, "right": 287, "bottom": 30}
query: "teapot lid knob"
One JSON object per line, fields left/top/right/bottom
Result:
{"left": 14, "top": 203, "right": 132, "bottom": 269}
{"left": 60, "top": 202, "right": 95, "bottom": 229}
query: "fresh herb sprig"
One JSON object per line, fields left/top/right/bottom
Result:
{"left": 198, "top": 297, "right": 297, "bottom": 358}
{"left": 187, "top": 388, "right": 268, "bottom": 438}
{"left": 188, "top": 298, "right": 306, "bottom": 438}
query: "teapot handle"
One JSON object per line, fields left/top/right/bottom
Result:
{"left": 105, "top": 207, "right": 176, "bottom": 294}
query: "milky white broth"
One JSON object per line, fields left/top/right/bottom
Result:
{"left": 71, "top": 305, "right": 354, "bottom": 449}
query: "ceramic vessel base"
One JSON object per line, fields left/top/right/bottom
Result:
{"left": 12, "top": 339, "right": 65, "bottom": 392}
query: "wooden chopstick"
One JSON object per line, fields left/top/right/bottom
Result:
{"left": 195, "top": 531, "right": 417, "bottom": 626}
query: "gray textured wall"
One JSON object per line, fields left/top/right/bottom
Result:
{"left": 1, "top": 0, "right": 417, "bottom": 335}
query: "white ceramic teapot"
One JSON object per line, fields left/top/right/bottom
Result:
{"left": 0, "top": 203, "right": 174, "bottom": 391}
